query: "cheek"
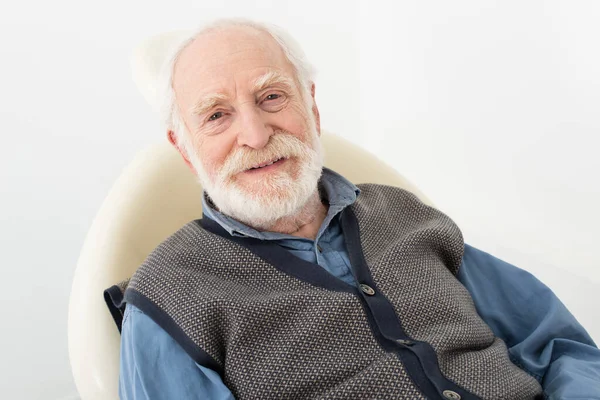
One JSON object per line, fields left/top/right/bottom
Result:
{"left": 199, "top": 137, "right": 235, "bottom": 175}
{"left": 279, "top": 102, "right": 313, "bottom": 139}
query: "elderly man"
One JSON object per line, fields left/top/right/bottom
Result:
{"left": 105, "top": 19, "right": 600, "bottom": 400}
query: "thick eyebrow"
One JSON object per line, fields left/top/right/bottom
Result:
{"left": 190, "top": 93, "right": 229, "bottom": 116}
{"left": 251, "top": 71, "right": 295, "bottom": 94}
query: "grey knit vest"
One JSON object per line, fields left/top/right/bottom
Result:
{"left": 106, "top": 184, "right": 543, "bottom": 400}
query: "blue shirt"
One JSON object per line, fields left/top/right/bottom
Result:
{"left": 120, "top": 168, "right": 600, "bottom": 400}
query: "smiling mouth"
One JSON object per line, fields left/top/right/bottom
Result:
{"left": 248, "top": 157, "right": 286, "bottom": 170}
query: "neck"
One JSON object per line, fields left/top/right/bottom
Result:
{"left": 262, "top": 189, "right": 328, "bottom": 240}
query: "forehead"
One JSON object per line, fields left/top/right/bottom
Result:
{"left": 172, "top": 26, "right": 296, "bottom": 105}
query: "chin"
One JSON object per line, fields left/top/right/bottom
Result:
{"left": 207, "top": 165, "right": 322, "bottom": 229}
{"left": 216, "top": 182, "right": 307, "bottom": 228}
{"left": 234, "top": 171, "right": 298, "bottom": 199}
{"left": 199, "top": 132, "right": 325, "bottom": 228}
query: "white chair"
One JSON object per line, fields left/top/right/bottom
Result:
{"left": 67, "top": 32, "right": 432, "bottom": 400}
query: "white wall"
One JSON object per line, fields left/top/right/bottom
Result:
{"left": 0, "top": 1, "right": 597, "bottom": 399}
{"left": 357, "top": 0, "right": 600, "bottom": 350}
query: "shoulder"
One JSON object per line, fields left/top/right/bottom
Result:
{"left": 149, "top": 220, "right": 207, "bottom": 258}
{"left": 353, "top": 183, "right": 460, "bottom": 233}
{"left": 131, "top": 220, "right": 213, "bottom": 281}
{"left": 353, "top": 183, "right": 432, "bottom": 215}
{"left": 355, "top": 183, "right": 423, "bottom": 202}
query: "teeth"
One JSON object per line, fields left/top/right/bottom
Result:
{"left": 253, "top": 158, "right": 281, "bottom": 169}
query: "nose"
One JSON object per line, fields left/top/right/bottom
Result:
{"left": 236, "top": 104, "right": 274, "bottom": 149}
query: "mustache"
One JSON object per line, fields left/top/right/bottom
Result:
{"left": 217, "top": 132, "right": 312, "bottom": 180}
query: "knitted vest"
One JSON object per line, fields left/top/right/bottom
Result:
{"left": 106, "top": 184, "right": 543, "bottom": 400}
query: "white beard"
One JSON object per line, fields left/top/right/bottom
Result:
{"left": 186, "top": 127, "right": 324, "bottom": 230}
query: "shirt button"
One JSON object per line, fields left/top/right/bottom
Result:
{"left": 360, "top": 284, "right": 375, "bottom": 296}
{"left": 395, "top": 339, "right": 414, "bottom": 346}
{"left": 442, "top": 390, "right": 461, "bottom": 400}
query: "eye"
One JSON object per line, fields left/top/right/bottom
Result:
{"left": 265, "top": 93, "right": 281, "bottom": 101}
{"left": 208, "top": 111, "right": 223, "bottom": 121}
{"left": 261, "top": 92, "right": 286, "bottom": 111}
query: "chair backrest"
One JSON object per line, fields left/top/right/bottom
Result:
{"left": 67, "top": 31, "right": 433, "bottom": 400}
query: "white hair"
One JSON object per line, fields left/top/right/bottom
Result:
{"left": 158, "top": 18, "right": 317, "bottom": 153}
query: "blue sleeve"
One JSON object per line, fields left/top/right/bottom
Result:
{"left": 119, "top": 304, "right": 235, "bottom": 400}
{"left": 459, "top": 244, "right": 600, "bottom": 399}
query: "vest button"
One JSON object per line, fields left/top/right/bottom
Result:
{"left": 360, "top": 284, "right": 375, "bottom": 296}
{"left": 442, "top": 390, "right": 461, "bottom": 400}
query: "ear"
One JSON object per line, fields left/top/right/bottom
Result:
{"left": 310, "top": 82, "right": 321, "bottom": 136}
{"left": 167, "top": 130, "right": 197, "bottom": 174}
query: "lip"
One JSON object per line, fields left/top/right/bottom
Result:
{"left": 245, "top": 157, "right": 287, "bottom": 173}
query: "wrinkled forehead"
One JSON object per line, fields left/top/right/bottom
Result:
{"left": 172, "top": 26, "right": 297, "bottom": 104}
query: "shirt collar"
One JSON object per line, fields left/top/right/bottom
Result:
{"left": 201, "top": 167, "right": 360, "bottom": 240}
